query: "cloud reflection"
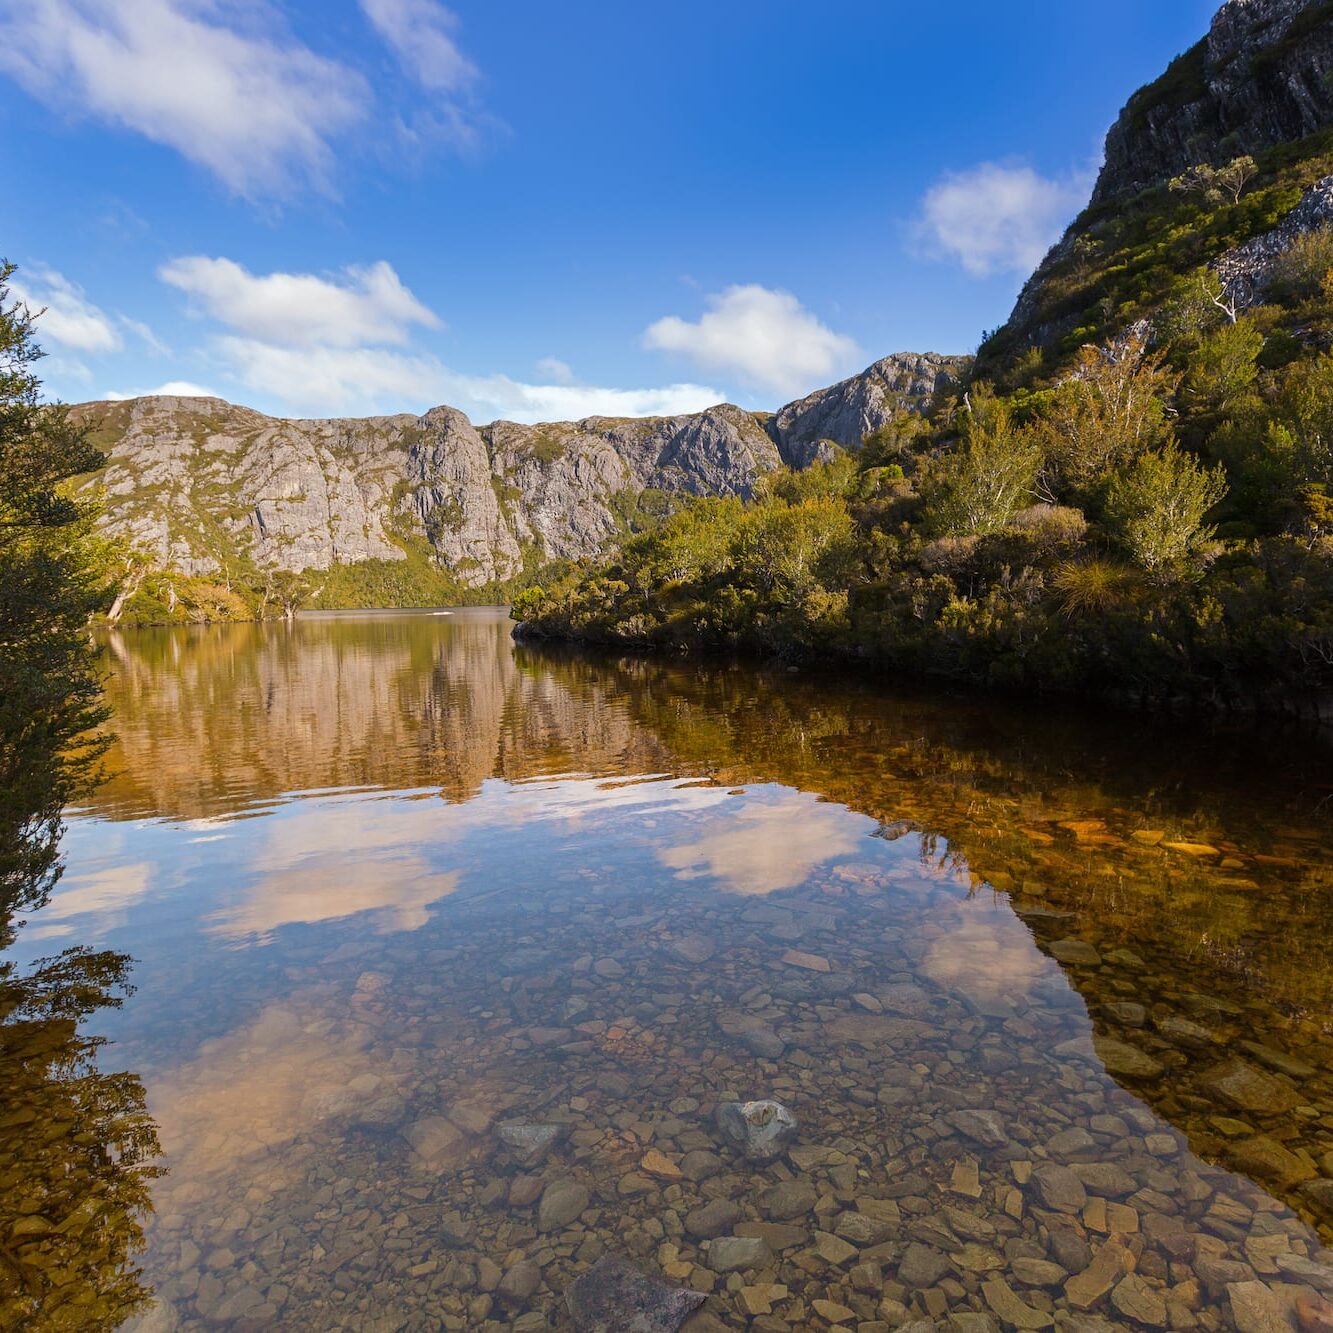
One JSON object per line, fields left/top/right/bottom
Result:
{"left": 658, "top": 792, "right": 869, "bottom": 896}
{"left": 922, "top": 900, "right": 1057, "bottom": 1004}
{"left": 22, "top": 861, "right": 154, "bottom": 941}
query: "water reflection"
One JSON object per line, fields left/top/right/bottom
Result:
{"left": 18, "top": 609, "right": 1333, "bottom": 1328}
{"left": 0, "top": 779, "right": 162, "bottom": 1328}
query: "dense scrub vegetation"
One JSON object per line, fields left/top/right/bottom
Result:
{"left": 514, "top": 142, "right": 1333, "bottom": 712}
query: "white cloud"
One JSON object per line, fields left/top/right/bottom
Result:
{"left": 152, "top": 254, "right": 722, "bottom": 421}
{"left": 22, "top": 860, "right": 153, "bottom": 940}
{"left": 215, "top": 338, "right": 447, "bottom": 414}
{"left": 0, "top": 0, "right": 369, "bottom": 197}
{"left": 8, "top": 265, "right": 121, "bottom": 353}
{"left": 360, "top": 0, "right": 477, "bottom": 93}
{"left": 160, "top": 257, "right": 441, "bottom": 348}
{"left": 455, "top": 373, "right": 722, "bottom": 424}
{"left": 209, "top": 337, "right": 722, "bottom": 422}
{"left": 536, "top": 356, "right": 574, "bottom": 384}
{"left": 103, "top": 380, "right": 220, "bottom": 401}
{"left": 914, "top": 162, "right": 1091, "bottom": 278}
{"left": 643, "top": 284, "right": 859, "bottom": 399}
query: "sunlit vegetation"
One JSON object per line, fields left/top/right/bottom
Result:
{"left": 514, "top": 148, "right": 1333, "bottom": 709}
{"left": 977, "top": 130, "right": 1333, "bottom": 379}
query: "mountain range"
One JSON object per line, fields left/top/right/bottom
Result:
{"left": 72, "top": 352, "right": 964, "bottom": 597}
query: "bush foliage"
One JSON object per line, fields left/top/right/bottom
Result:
{"left": 514, "top": 141, "right": 1333, "bottom": 712}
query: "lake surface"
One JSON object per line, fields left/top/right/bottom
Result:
{"left": 10, "top": 607, "right": 1333, "bottom": 1331}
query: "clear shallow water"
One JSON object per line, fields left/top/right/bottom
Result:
{"left": 11, "top": 608, "right": 1333, "bottom": 1330}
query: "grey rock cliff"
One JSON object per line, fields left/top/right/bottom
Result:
{"left": 1095, "top": 0, "right": 1333, "bottom": 204}
{"left": 770, "top": 353, "right": 967, "bottom": 469}
{"left": 74, "top": 356, "right": 957, "bottom": 587}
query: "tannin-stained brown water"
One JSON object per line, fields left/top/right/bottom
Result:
{"left": 9, "top": 607, "right": 1333, "bottom": 1331}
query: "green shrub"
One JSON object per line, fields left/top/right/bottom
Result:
{"left": 921, "top": 398, "right": 1043, "bottom": 536}
{"left": 1267, "top": 226, "right": 1333, "bottom": 302}
{"left": 1104, "top": 442, "right": 1228, "bottom": 573}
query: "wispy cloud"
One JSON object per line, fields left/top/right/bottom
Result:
{"left": 644, "top": 284, "right": 859, "bottom": 400}
{"left": 0, "top": 0, "right": 369, "bottom": 197}
{"left": 359, "top": 0, "right": 477, "bottom": 94}
{"left": 8, "top": 264, "right": 122, "bottom": 353}
{"left": 913, "top": 161, "right": 1092, "bottom": 278}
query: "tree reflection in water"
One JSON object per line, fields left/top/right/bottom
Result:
{"left": 0, "top": 786, "right": 162, "bottom": 1328}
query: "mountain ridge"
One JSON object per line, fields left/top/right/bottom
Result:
{"left": 74, "top": 352, "right": 967, "bottom": 599}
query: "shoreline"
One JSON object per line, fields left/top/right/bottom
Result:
{"left": 511, "top": 619, "right": 1333, "bottom": 727}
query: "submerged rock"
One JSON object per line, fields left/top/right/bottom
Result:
{"left": 496, "top": 1120, "right": 564, "bottom": 1166}
{"left": 715, "top": 1099, "right": 798, "bottom": 1163}
{"left": 948, "top": 1108, "right": 1008, "bottom": 1148}
{"left": 566, "top": 1255, "right": 705, "bottom": 1332}
{"left": 707, "top": 1235, "right": 772, "bottom": 1273}
{"left": 538, "top": 1178, "right": 590, "bottom": 1231}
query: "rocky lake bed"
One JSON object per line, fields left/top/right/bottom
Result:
{"left": 19, "top": 611, "right": 1333, "bottom": 1331}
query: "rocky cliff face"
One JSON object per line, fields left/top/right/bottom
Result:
{"left": 74, "top": 353, "right": 963, "bottom": 587}
{"left": 1096, "top": 0, "right": 1333, "bottom": 204}
{"left": 770, "top": 352, "right": 966, "bottom": 469}
{"left": 994, "top": 0, "right": 1333, "bottom": 363}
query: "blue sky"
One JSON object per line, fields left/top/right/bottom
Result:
{"left": 0, "top": 0, "right": 1217, "bottom": 423}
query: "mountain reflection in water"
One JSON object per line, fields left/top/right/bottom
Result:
{"left": 12, "top": 607, "right": 1333, "bottom": 1330}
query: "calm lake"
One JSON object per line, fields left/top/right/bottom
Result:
{"left": 14, "top": 607, "right": 1333, "bottom": 1330}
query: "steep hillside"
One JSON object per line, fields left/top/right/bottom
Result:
{"left": 1098, "top": 0, "right": 1333, "bottom": 205}
{"left": 987, "top": 0, "right": 1333, "bottom": 373}
{"left": 513, "top": 0, "right": 1333, "bottom": 714}
{"left": 73, "top": 352, "right": 965, "bottom": 611}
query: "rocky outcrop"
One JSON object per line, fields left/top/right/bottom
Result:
{"left": 484, "top": 404, "right": 785, "bottom": 565}
{"left": 1215, "top": 172, "right": 1333, "bottom": 287}
{"left": 74, "top": 358, "right": 954, "bottom": 586}
{"left": 770, "top": 353, "right": 967, "bottom": 468}
{"left": 1095, "top": 0, "right": 1333, "bottom": 204}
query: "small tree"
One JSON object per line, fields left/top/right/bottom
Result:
{"left": 1169, "top": 155, "right": 1257, "bottom": 206}
{"left": 0, "top": 261, "right": 110, "bottom": 927}
{"left": 922, "top": 396, "right": 1043, "bottom": 536}
{"left": 1035, "top": 336, "right": 1177, "bottom": 491}
{"left": 1182, "top": 318, "right": 1263, "bottom": 416}
{"left": 1215, "top": 155, "right": 1258, "bottom": 204}
{"left": 1103, "top": 442, "right": 1227, "bottom": 574}
{"left": 259, "top": 568, "right": 313, "bottom": 621}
